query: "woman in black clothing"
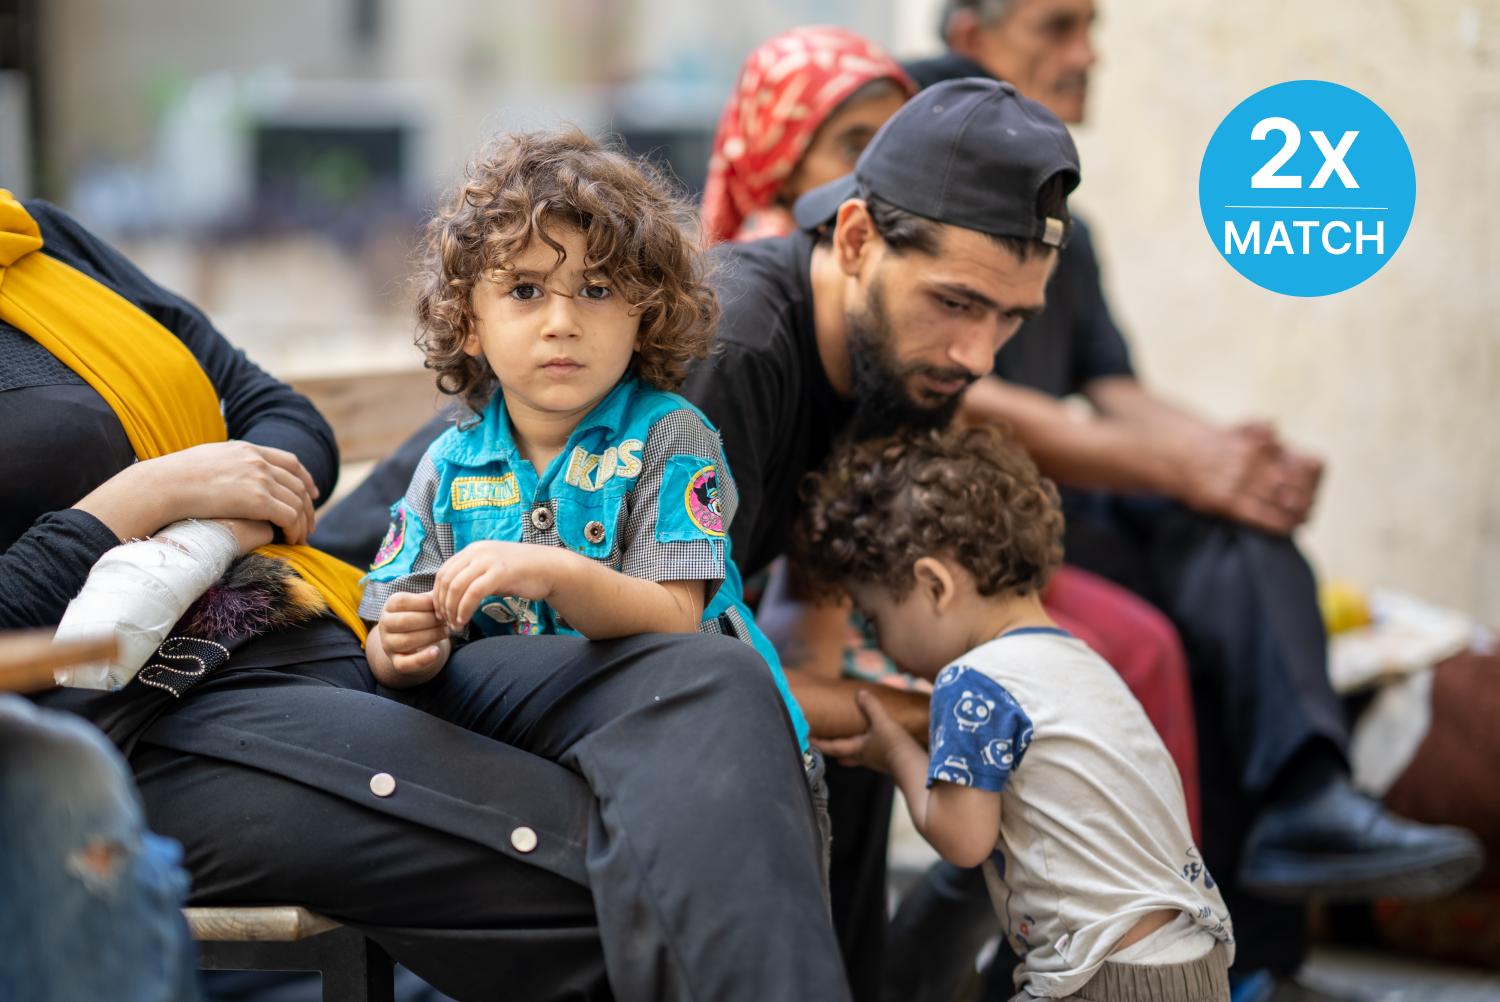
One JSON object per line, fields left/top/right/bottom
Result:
{"left": 1, "top": 197, "right": 847, "bottom": 1002}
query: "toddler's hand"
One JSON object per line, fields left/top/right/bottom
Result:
{"left": 377, "top": 591, "right": 451, "bottom": 679}
{"left": 432, "top": 541, "right": 563, "bottom": 632}
{"left": 814, "top": 689, "right": 918, "bottom": 774}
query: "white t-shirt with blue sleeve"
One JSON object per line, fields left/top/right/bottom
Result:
{"left": 927, "top": 627, "right": 1234, "bottom": 998}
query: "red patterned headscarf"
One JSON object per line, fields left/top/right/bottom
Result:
{"left": 701, "top": 26, "right": 915, "bottom": 246}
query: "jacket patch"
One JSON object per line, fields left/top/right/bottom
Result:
{"left": 452, "top": 474, "right": 520, "bottom": 510}
{"left": 684, "top": 464, "right": 726, "bottom": 537}
{"left": 657, "top": 454, "right": 727, "bottom": 542}
{"left": 371, "top": 505, "right": 408, "bottom": 570}
{"left": 364, "top": 499, "right": 427, "bottom": 583}
{"left": 563, "top": 440, "right": 643, "bottom": 492}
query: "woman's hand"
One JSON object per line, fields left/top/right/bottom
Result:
{"left": 431, "top": 541, "right": 563, "bottom": 632}
{"left": 214, "top": 518, "right": 275, "bottom": 556}
{"left": 75, "top": 441, "right": 320, "bottom": 544}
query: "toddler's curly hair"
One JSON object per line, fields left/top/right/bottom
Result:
{"left": 415, "top": 128, "right": 718, "bottom": 412}
{"left": 794, "top": 425, "right": 1065, "bottom": 600}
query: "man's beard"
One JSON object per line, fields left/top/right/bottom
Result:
{"left": 844, "top": 277, "right": 975, "bottom": 441}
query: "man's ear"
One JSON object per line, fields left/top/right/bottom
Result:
{"left": 945, "top": 7, "right": 984, "bottom": 57}
{"left": 831, "top": 198, "right": 880, "bottom": 279}
{"left": 912, "top": 556, "right": 959, "bottom": 614}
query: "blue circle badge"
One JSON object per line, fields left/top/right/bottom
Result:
{"left": 1199, "top": 80, "right": 1415, "bottom": 297}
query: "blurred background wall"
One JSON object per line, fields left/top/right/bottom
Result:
{"left": 4, "top": 0, "right": 1497, "bottom": 623}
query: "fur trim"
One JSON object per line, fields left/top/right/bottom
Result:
{"left": 175, "top": 554, "right": 329, "bottom": 640}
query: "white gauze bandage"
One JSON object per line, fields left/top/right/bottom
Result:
{"left": 52, "top": 519, "right": 239, "bottom": 690}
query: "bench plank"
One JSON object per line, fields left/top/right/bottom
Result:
{"left": 186, "top": 905, "right": 341, "bottom": 942}
{"left": 0, "top": 631, "right": 117, "bottom": 694}
{"left": 289, "top": 370, "right": 443, "bottom": 464}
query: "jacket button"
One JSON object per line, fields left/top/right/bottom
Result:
{"left": 530, "top": 505, "right": 555, "bottom": 531}
{"left": 511, "top": 826, "right": 538, "bottom": 853}
{"left": 370, "top": 772, "right": 396, "bottom": 797}
{"left": 584, "top": 520, "right": 606, "bottom": 544}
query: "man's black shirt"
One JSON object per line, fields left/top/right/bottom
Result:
{"left": 676, "top": 221, "right": 1137, "bottom": 580}
{"left": 680, "top": 232, "right": 854, "bottom": 579}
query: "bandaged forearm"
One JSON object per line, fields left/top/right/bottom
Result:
{"left": 52, "top": 519, "right": 238, "bottom": 690}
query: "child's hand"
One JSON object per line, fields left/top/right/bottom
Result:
{"left": 815, "top": 689, "right": 923, "bottom": 774}
{"left": 376, "top": 591, "right": 451, "bottom": 678}
{"left": 432, "top": 541, "right": 564, "bottom": 631}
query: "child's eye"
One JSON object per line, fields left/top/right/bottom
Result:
{"left": 580, "top": 284, "right": 612, "bottom": 301}
{"left": 509, "top": 283, "right": 543, "bottom": 302}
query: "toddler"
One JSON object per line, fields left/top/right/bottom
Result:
{"left": 796, "top": 425, "right": 1232, "bottom": 1001}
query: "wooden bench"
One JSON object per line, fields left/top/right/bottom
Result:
{"left": 290, "top": 368, "right": 445, "bottom": 465}
{"left": 0, "top": 631, "right": 117, "bottom": 694}
{"left": 185, "top": 906, "right": 394, "bottom": 1002}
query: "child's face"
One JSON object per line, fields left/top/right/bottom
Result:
{"left": 466, "top": 225, "right": 642, "bottom": 421}
{"left": 848, "top": 579, "right": 973, "bottom": 679}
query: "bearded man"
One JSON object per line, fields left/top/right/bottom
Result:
{"left": 677, "top": 78, "right": 1079, "bottom": 995}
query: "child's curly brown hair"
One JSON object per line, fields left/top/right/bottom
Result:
{"left": 415, "top": 128, "right": 719, "bottom": 412}
{"left": 794, "top": 425, "right": 1065, "bottom": 601}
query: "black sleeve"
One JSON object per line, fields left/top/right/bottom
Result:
{"left": 1064, "top": 220, "right": 1135, "bottom": 389}
{"left": 27, "top": 201, "right": 341, "bottom": 501}
{"left": 679, "top": 340, "right": 785, "bottom": 574}
{"left": 0, "top": 510, "right": 120, "bottom": 630}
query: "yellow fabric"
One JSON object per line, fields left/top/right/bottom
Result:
{"left": 0, "top": 190, "right": 367, "bottom": 644}
{"left": 0, "top": 194, "right": 227, "bottom": 455}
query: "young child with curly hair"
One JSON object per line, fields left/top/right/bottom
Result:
{"left": 796, "top": 425, "right": 1233, "bottom": 1001}
{"left": 359, "top": 129, "right": 808, "bottom": 754}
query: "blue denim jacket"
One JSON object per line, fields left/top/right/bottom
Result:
{"left": 360, "top": 378, "right": 809, "bottom": 750}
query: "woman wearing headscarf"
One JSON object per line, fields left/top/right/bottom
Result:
{"left": 702, "top": 26, "right": 916, "bottom": 245}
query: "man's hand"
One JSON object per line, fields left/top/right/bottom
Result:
{"left": 1176, "top": 422, "right": 1324, "bottom": 535}
{"left": 815, "top": 689, "right": 927, "bottom": 774}
{"left": 1071, "top": 378, "right": 1325, "bottom": 535}
{"left": 372, "top": 591, "right": 451, "bottom": 684}
{"left": 1271, "top": 438, "right": 1325, "bottom": 522}
{"left": 431, "top": 541, "right": 562, "bottom": 632}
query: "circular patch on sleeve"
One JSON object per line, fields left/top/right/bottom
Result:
{"left": 683, "top": 464, "right": 726, "bottom": 537}
{"left": 371, "top": 506, "right": 408, "bottom": 570}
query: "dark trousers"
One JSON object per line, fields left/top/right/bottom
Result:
{"left": 130, "top": 633, "right": 848, "bottom": 1002}
{"left": 826, "top": 762, "right": 896, "bottom": 1002}
{"left": 1060, "top": 491, "right": 1349, "bottom": 973}
{"left": 884, "top": 861, "right": 1002, "bottom": 1002}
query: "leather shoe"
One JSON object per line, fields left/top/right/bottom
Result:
{"left": 1239, "top": 775, "right": 1484, "bottom": 901}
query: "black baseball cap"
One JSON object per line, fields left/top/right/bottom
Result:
{"left": 793, "top": 77, "right": 1081, "bottom": 248}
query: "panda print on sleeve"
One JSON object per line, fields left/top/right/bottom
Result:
{"left": 927, "top": 665, "right": 1034, "bottom": 792}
